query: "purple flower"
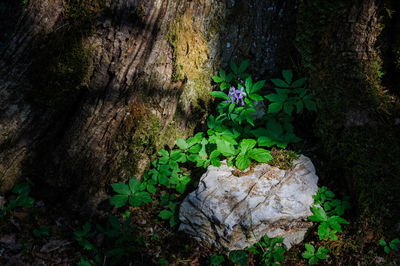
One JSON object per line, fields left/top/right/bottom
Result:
{"left": 236, "top": 87, "right": 246, "bottom": 106}
{"left": 227, "top": 86, "right": 237, "bottom": 104}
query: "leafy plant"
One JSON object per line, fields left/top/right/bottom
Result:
{"left": 33, "top": 225, "right": 49, "bottom": 238}
{"left": 247, "top": 235, "right": 286, "bottom": 266}
{"left": 158, "top": 200, "right": 179, "bottom": 227}
{"left": 210, "top": 254, "right": 225, "bottom": 265}
{"left": 234, "top": 139, "right": 272, "bottom": 171}
{"left": 74, "top": 222, "right": 97, "bottom": 251}
{"left": 265, "top": 69, "right": 316, "bottom": 115}
{"left": 0, "top": 179, "right": 35, "bottom": 218}
{"left": 379, "top": 238, "right": 400, "bottom": 254}
{"left": 308, "top": 205, "right": 348, "bottom": 240}
{"left": 109, "top": 177, "right": 152, "bottom": 208}
{"left": 313, "top": 186, "right": 351, "bottom": 216}
{"left": 301, "top": 243, "right": 329, "bottom": 265}
{"left": 229, "top": 249, "right": 248, "bottom": 266}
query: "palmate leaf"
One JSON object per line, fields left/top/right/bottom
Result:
{"left": 129, "top": 192, "right": 152, "bottom": 207}
{"left": 315, "top": 246, "right": 329, "bottom": 259}
{"left": 129, "top": 178, "right": 140, "bottom": 194}
{"left": 239, "top": 139, "right": 257, "bottom": 154}
{"left": 327, "top": 216, "right": 348, "bottom": 232}
{"left": 309, "top": 206, "right": 328, "bottom": 222}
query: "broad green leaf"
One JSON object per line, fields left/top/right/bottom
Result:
{"left": 236, "top": 154, "right": 250, "bottom": 171}
{"left": 130, "top": 192, "right": 152, "bottom": 207}
{"left": 108, "top": 215, "right": 121, "bottom": 231}
{"left": 309, "top": 256, "right": 319, "bottom": 265}
{"left": 170, "top": 149, "right": 185, "bottom": 161}
{"left": 245, "top": 76, "right": 252, "bottom": 94}
{"left": 226, "top": 73, "right": 234, "bottom": 82}
{"left": 268, "top": 102, "right": 283, "bottom": 113}
{"left": 230, "top": 60, "right": 238, "bottom": 74}
{"left": 328, "top": 216, "right": 348, "bottom": 232}
{"left": 158, "top": 149, "right": 169, "bottom": 158}
{"left": 176, "top": 182, "right": 187, "bottom": 194}
{"left": 210, "top": 150, "right": 221, "bottom": 167}
{"left": 379, "top": 240, "right": 387, "bottom": 246}
{"left": 295, "top": 101, "right": 304, "bottom": 113}
{"left": 110, "top": 195, "right": 128, "bottom": 208}
{"left": 309, "top": 206, "right": 328, "bottom": 222}
{"left": 187, "top": 154, "right": 200, "bottom": 162}
{"left": 111, "top": 182, "right": 131, "bottom": 195}
{"left": 210, "top": 254, "right": 225, "bottom": 265}
{"left": 271, "top": 78, "right": 289, "bottom": 88}
{"left": 318, "top": 222, "right": 330, "bottom": 240}
{"left": 209, "top": 91, "right": 228, "bottom": 99}
{"left": 291, "top": 77, "right": 307, "bottom": 88}
{"left": 384, "top": 246, "right": 391, "bottom": 254}
{"left": 248, "top": 149, "right": 273, "bottom": 162}
{"left": 129, "top": 178, "right": 140, "bottom": 194}
{"left": 238, "top": 59, "right": 249, "bottom": 73}
{"left": 257, "top": 136, "right": 275, "bottom": 147}
{"left": 248, "top": 93, "right": 263, "bottom": 101}
{"left": 305, "top": 243, "right": 315, "bottom": 253}
{"left": 315, "top": 246, "right": 329, "bottom": 259}
{"left": 159, "top": 210, "right": 173, "bottom": 219}
{"left": 229, "top": 250, "right": 248, "bottom": 266}
{"left": 147, "top": 184, "right": 157, "bottom": 194}
{"left": 239, "top": 139, "right": 257, "bottom": 154}
{"left": 228, "top": 103, "right": 235, "bottom": 114}
{"left": 216, "top": 138, "right": 236, "bottom": 156}
{"left": 252, "top": 80, "right": 266, "bottom": 93}
{"left": 176, "top": 138, "right": 189, "bottom": 150}
{"left": 282, "top": 70, "right": 293, "bottom": 84}
{"left": 219, "top": 69, "right": 226, "bottom": 80}
{"left": 220, "top": 82, "right": 230, "bottom": 90}
{"left": 302, "top": 250, "right": 314, "bottom": 259}
{"left": 264, "top": 93, "right": 283, "bottom": 102}
{"left": 212, "top": 75, "right": 224, "bottom": 83}
{"left": 158, "top": 174, "right": 170, "bottom": 187}
{"left": 188, "top": 144, "right": 202, "bottom": 153}
{"left": 283, "top": 102, "right": 294, "bottom": 115}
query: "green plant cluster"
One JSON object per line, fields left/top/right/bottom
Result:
{"left": 0, "top": 178, "right": 35, "bottom": 218}
{"left": 247, "top": 235, "right": 286, "bottom": 266}
{"left": 75, "top": 61, "right": 315, "bottom": 264}
{"left": 379, "top": 238, "right": 400, "bottom": 254}
{"left": 302, "top": 243, "right": 329, "bottom": 265}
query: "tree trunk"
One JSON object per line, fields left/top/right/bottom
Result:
{"left": 0, "top": 0, "right": 297, "bottom": 211}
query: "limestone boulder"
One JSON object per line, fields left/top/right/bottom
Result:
{"left": 179, "top": 155, "right": 318, "bottom": 251}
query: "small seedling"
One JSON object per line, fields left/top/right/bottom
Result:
{"left": 33, "top": 225, "right": 49, "bottom": 237}
{"left": 248, "top": 235, "right": 286, "bottom": 266}
{"left": 308, "top": 205, "right": 348, "bottom": 240}
{"left": 380, "top": 238, "right": 400, "bottom": 254}
{"left": 302, "top": 243, "right": 329, "bottom": 265}
{"left": 229, "top": 250, "right": 248, "bottom": 266}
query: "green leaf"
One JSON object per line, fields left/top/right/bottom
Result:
{"left": 77, "top": 258, "right": 91, "bottom": 266}
{"left": 210, "top": 150, "right": 221, "bottom": 167}
{"left": 236, "top": 154, "right": 250, "bottom": 171}
{"left": 229, "top": 250, "right": 248, "bottom": 266}
{"left": 238, "top": 59, "right": 249, "bottom": 73}
{"left": 239, "top": 139, "right": 257, "bottom": 154}
{"left": 158, "top": 174, "right": 170, "bottom": 187}
{"left": 315, "top": 246, "right": 329, "bottom": 259}
{"left": 130, "top": 192, "right": 152, "bottom": 207}
{"left": 302, "top": 250, "right": 314, "bottom": 259}
{"left": 318, "top": 222, "right": 330, "bottom": 240}
{"left": 309, "top": 256, "right": 319, "bottom": 265}
{"left": 248, "top": 93, "right": 264, "bottom": 101}
{"left": 282, "top": 70, "right": 293, "bottom": 84}
{"left": 379, "top": 240, "right": 387, "bottom": 246}
{"left": 252, "top": 80, "right": 266, "bottom": 93}
{"left": 283, "top": 102, "right": 294, "bottom": 115}
{"left": 176, "top": 183, "right": 186, "bottom": 194}
{"left": 147, "top": 184, "right": 157, "bottom": 194}
{"left": 212, "top": 75, "right": 224, "bottom": 83}
{"left": 230, "top": 60, "right": 238, "bottom": 74}
{"left": 245, "top": 76, "right": 252, "bottom": 94}
{"left": 384, "top": 246, "right": 391, "bottom": 254}
{"left": 328, "top": 216, "right": 348, "bottom": 232}
{"left": 296, "top": 101, "right": 304, "bottom": 113}
{"left": 304, "top": 99, "right": 317, "bottom": 111}
{"left": 248, "top": 149, "right": 272, "bottom": 162}
{"left": 176, "top": 138, "right": 189, "bottom": 149}
{"left": 268, "top": 102, "right": 283, "bottom": 113}
{"left": 219, "top": 69, "right": 226, "bottom": 80}
{"left": 309, "top": 206, "right": 328, "bottom": 222}
{"left": 226, "top": 73, "right": 234, "bottom": 82}
{"left": 216, "top": 138, "right": 236, "bottom": 156}
{"left": 111, "top": 182, "right": 131, "bottom": 195}
{"left": 129, "top": 178, "right": 140, "bottom": 194}
{"left": 110, "top": 195, "right": 128, "bottom": 208}
{"left": 228, "top": 103, "right": 235, "bottom": 114}
{"left": 265, "top": 93, "right": 283, "bottom": 102}
{"left": 188, "top": 144, "right": 202, "bottom": 153}
{"left": 158, "top": 149, "right": 169, "bottom": 158}
{"left": 209, "top": 91, "right": 228, "bottom": 99}
{"left": 271, "top": 78, "right": 289, "bottom": 88}
{"left": 210, "top": 254, "right": 225, "bottom": 265}
{"left": 291, "top": 77, "right": 307, "bottom": 88}
{"left": 159, "top": 210, "right": 173, "bottom": 220}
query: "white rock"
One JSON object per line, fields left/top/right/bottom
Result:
{"left": 179, "top": 155, "right": 318, "bottom": 252}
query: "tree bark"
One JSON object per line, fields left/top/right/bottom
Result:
{"left": 0, "top": 0, "right": 297, "bottom": 211}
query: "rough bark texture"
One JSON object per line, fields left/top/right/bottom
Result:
{"left": 296, "top": 0, "right": 400, "bottom": 232}
{"left": 0, "top": 0, "right": 297, "bottom": 212}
